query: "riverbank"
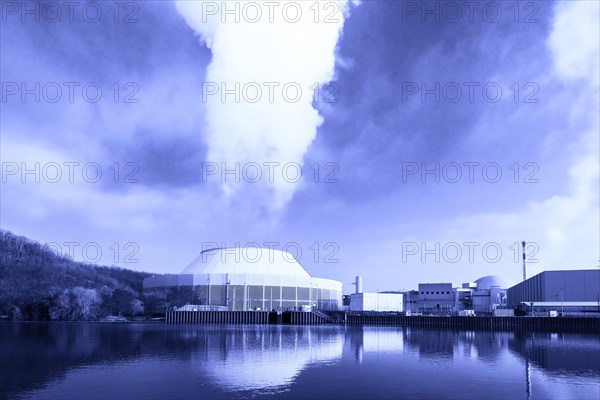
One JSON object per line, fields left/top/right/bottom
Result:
{"left": 164, "top": 310, "right": 600, "bottom": 332}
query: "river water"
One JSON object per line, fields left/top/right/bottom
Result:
{"left": 1, "top": 323, "right": 598, "bottom": 399}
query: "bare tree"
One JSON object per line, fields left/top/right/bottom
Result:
{"left": 72, "top": 287, "right": 101, "bottom": 320}
{"left": 130, "top": 298, "right": 144, "bottom": 316}
{"left": 50, "top": 287, "right": 101, "bottom": 320}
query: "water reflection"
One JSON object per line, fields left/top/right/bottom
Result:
{"left": 1, "top": 323, "right": 598, "bottom": 400}
{"left": 191, "top": 326, "right": 343, "bottom": 393}
{"left": 508, "top": 332, "right": 600, "bottom": 376}
{"left": 346, "top": 327, "right": 405, "bottom": 363}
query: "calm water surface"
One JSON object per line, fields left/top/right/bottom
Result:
{"left": 1, "top": 323, "right": 598, "bottom": 399}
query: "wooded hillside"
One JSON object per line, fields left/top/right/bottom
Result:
{"left": 0, "top": 230, "right": 164, "bottom": 320}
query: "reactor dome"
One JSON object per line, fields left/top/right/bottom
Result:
{"left": 143, "top": 247, "right": 343, "bottom": 311}
{"left": 181, "top": 248, "right": 311, "bottom": 277}
{"left": 474, "top": 275, "right": 513, "bottom": 290}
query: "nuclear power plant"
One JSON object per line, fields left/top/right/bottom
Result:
{"left": 144, "top": 243, "right": 600, "bottom": 324}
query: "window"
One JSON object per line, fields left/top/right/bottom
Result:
{"left": 436, "top": 291, "right": 439, "bottom": 294}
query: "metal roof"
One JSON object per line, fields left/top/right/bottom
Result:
{"left": 181, "top": 247, "right": 311, "bottom": 277}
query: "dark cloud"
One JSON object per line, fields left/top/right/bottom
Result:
{"left": 106, "top": 129, "right": 208, "bottom": 190}
{"left": 306, "top": 0, "right": 559, "bottom": 206}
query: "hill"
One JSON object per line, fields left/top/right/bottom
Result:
{"left": 0, "top": 230, "right": 162, "bottom": 320}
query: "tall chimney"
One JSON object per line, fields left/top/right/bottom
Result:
{"left": 355, "top": 276, "right": 363, "bottom": 294}
{"left": 522, "top": 241, "right": 527, "bottom": 282}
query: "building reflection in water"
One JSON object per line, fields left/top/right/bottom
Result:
{"left": 2, "top": 323, "right": 599, "bottom": 399}
{"left": 188, "top": 325, "right": 344, "bottom": 393}
{"left": 508, "top": 331, "right": 600, "bottom": 376}
{"left": 345, "top": 326, "right": 405, "bottom": 363}
{"left": 171, "top": 324, "right": 600, "bottom": 394}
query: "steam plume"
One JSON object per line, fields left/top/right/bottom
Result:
{"left": 175, "top": 1, "right": 355, "bottom": 209}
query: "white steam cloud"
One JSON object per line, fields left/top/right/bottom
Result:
{"left": 175, "top": 1, "right": 356, "bottom": 209}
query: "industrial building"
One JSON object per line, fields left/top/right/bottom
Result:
{"left": 471, "top": 276, "right": 510, "bottom": 314}
{"left": 404, "top": 276, "right": 511, "bottom": 315}
{"left": 507, "top": 269, "right": 600, "bottom": 314}
{"left": 404, "top": 290, "right": 419, "bottom": 314}
{"left": 416, "top": 283, "right": 454, "bottom": 314}
{"left": 455, "top": 282, "right": 476, "bottom": 311}
{"left": 350, "top": 293, "right": 404, "bottom": 312}
{"left": 143, "top": 247, "right": 343, "bottom": 311}
{"left": 346, "top": 276, "right": 404, "bottom": 312}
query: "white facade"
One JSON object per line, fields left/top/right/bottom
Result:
{"left": 144, "top": 248, "right": 343, "bottom": 311}
{"left": 350, "top": 293, "right": 404, "bottom": 312}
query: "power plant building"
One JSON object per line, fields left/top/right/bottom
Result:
{"left": 347, "top": 276, "right": 404, "bottom": 312}
{"left": 471, "top": 276, "right": 510, "bottom": 314}
{"left": 410, "top": 277, "right": 511, "bottom": 315}
{"left": 416, "top": 283, "right": 454, "bottom": 313}
{"left": 350, "top": 293, "right": 404, "bottom": 312}
{"left": 143, "top": 247, "right": 343, "bottom": 311}
{"left": 507, "top": 269, "right": 600, "bottom": 313}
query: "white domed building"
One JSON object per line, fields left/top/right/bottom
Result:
{"left": 143, "top": 247, "right": 343, "bottom": 311}
{"left": 474, "top": 275, "right": 513, "bottom": 291}
{"left": 471, "top": 275, "right": 512, "bottom": 314}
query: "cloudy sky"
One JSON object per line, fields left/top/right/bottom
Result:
{"left": 1, "top": 0, "right": 599, "bottom": 292}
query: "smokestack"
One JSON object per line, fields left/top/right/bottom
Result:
{"left": 522, "top": 241, "right": 527, "bottom": 282}
{"left": 355, "top": 276, "right": 363, "bottom": 294}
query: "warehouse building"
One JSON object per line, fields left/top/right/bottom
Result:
{"left": 143, "top": 247, "right": 343, "bottom": 311}
{"left": 507, "top": 269, "right": 600, "bottom": 314}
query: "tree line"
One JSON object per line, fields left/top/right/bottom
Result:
{"left": 0, "top": 230, "right": 168, "bottom": 321}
